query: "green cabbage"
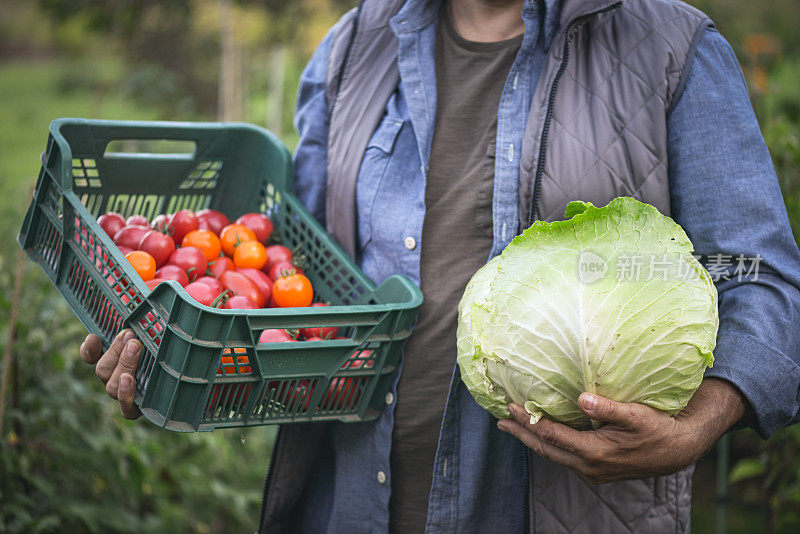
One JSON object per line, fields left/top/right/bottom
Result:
{"left": 456, "top": 197, "right": 718, "bottom": 428}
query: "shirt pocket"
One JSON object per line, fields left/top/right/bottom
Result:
{"left": 356, "top": 116, "right": 405, "bottom": 250}
{"left": 474, "top": 140, "right": 496, "bottom": 238}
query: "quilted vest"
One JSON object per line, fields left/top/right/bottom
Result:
{"left": 317, "top": 0, "right": 712, "bottom": 532}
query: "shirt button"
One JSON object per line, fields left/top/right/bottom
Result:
{"left": 377, "top": 471, "right": 387, "bottom": 484}
{"left": 385, "top": 392, "right": 394, "bottom": 405}
{"left": 404, "top": 236, "right": 416, "bottom": 250}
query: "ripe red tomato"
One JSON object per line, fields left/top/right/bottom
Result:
{"left": 184, "top": 281, "right": 222, "bottom": 307}
{"left": 236, "top": 268, "right": 273, "bottom": 303}
{"left": 267, "top": 260, "right": 302, "bottom": 281}
{"left": 126, "top": 214, "right": 149, "bottom": 226}
{"left": 194, "top": 276, "right": 224, "bottom": 294}
{"left": 113, "top": 224, "right": 150, "bottom": 250}
{"left": 219, "top": 271, "right": 265, "bottom": 307}
{"left": 117, "top": 245, "right": 134, "bottom": 256}
{"left": 224, "top": 295, "right": 258, "bottom": 309}
{"left": 154, "top": 264, "right": 190, "bottom": 287}
{"left": 273, "top": 273, "right": 313, "bottom": 307}
{"left": 98, "top": 212, "right": 126, "bottom": 238}
{"left": 197, "top": 209, "right": 230, "bottom": 236}
{"left": 145, "top": 278, "right": 167, "bottom": 291}
{"left": 168, "top": 247, "right": 208, "bottom": 282}
{"left": 324, "top": 353, "right": 374, "bottom": 410}
{"left": 151, "top": 213, "right": 173, "bottom": 235}
{"left": 299, "top": 302, "right": 338, "bottom": 340}
{"left": 235, "top": 213, "right": 273, "bottom": 243}
{"left": 208, "top": 256, "right": 235, "bottom": 278}
{"left": 138, "top": 230, "right": 176, "bottom": 268}
{"left": 171, "top": 209, "right": 199, "bottom": 245}
{"left": 263, "top": 245, "right": 293, "bottom": 272}
{"left": 259, "top": 329, "right": 295, "bottom": 343}
{"left": 269, "top": 293, "right": 279, "bottom": 308}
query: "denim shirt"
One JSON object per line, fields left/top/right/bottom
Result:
{"left": 291, "top": 1, "right": 800, "bottom": 531}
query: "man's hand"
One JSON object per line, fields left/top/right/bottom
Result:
{"left": 497, "top": 378, "right": 747, "bottom": 484}
{"left": 79, "top": 329, "right": 143, "bottom": 419}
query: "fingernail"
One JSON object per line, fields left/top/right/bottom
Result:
{"left": 583, "top": 393, "right": 598, "bottom": 411}
{"left": 508, "top": 404, "right": 518, "bottom": 417}
{"left": 497, "top": 420, "right": 510, "bottom": 431}
{"left": 126, "top": 340, "right": 140, "bottom": 356}
{"left": 120, "top": 374, "right": 132, "bottom": 390}
{"left": 123, "top": 330, "right": 135, "bottom": 343}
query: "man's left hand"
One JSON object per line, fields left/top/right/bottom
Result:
{"left": 497, "top": 378, "right": 747, "bottom": 484}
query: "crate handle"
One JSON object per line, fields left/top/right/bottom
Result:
{"left": 103, "top": 139, "right": 198, "bottom": 158}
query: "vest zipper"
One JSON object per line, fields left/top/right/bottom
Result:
{"left": 258, "top": 425, "right": 283, "bottom": 532}
{"left": 528, "top": 2, "right": 623, "bottom": 224}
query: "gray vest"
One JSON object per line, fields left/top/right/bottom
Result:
{"left": 279, "top": 0, "right": 711, "bottom": 532}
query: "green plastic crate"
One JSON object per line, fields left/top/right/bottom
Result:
{"left": 18, "top": 118, "right": 423, "bottom": 432}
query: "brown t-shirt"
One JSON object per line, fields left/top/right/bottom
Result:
{"left": 388, "top": 10, "right": 523, "bottom": 533}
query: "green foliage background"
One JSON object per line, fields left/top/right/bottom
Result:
{"left": 1, "top": 0, "right": 799, "bottom": 532}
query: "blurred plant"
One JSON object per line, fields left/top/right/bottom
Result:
{"left": 0, "top": 264, "right": 275, "bottom": 533}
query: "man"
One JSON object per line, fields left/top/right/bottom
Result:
{"left": 81, "top": 0, "right": 800, "bottom": 532}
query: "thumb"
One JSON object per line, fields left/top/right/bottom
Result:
{"left": 579, "top": 392, "right": 643, "bottom": 427}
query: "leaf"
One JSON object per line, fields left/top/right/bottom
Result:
{"left": 730, "top": 458, "right": 766, "bottom": 483}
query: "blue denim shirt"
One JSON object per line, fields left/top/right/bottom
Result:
{"left": 291, "top": 1, "right": 800, "bottom": 531}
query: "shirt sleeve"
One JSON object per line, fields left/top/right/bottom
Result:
{"left": 292, "top": 27, "right": 335, "bottom": 225}
{"left": 668, "top": 27, "right": 800, "bottom": 438}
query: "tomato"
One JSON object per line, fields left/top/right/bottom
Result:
{"left": 151, "top": 213, "right": 173, "bottom": 235}
{"left": 197, "top": 209, "right": 230, "bottom": 236}
{"left": 97, "top": 212, "right": 126, "bottom": 238}
{"left": 168, "top": 247, "right": 208, "bottom": 282}
{"left": 126, "top": 214, "right": 149, "bottom": 226}
{"left": 324, "top": 353, "right": 374, "bottom": 410}
{"left": 219, "top": 347, "right": 251, "bottom": 374}
{"left": 263, "top": 245, "right": 293, "bottom": 272}
{"left": 154, "top": 264, "right": 190, "bottom": 287}
{"left": 233, "top": 240, "right": 267, "bottom": 270}
{"left": 113, "top": 224, "right": 150, "bottom": 250}
{"left": 208, "top": 256, "right": 235, "bottom": 278}
{"left": 145, "top": 278, "right": 167, "bottom": 290}
{"left": 219, "top": 224, "right": 257, "bottom": 257}
{"left": 224, "top": 295, "right": 258, "bottom": 309}
{"left": 126, "top": 250, "right": 156, "bottom": 281}
{"left": 138, "top": 230, "right": 175, "bottom": 268}
{"left": 272, "top": 273, "right": 313, "bottom": 307}
{"left": 236, "top": 268, "right": 273, "bottom": 303}
{"left": 299, "top": 303, "right": 338, "bottom": 340}
{"left": 171, "top": 209, "right": 199, "bottom": 245}
{"left": 269, "top": 293, "right": 279, "bottom": 308}
{"left": 182, "top": 229, "right": 222, "bottom": 261}
{"left": 235, "top": 213, "right": 273, "bottom": 243}
{"left": 219, "top": 271, "right": 265, "bottom": 307}
{"left": 194, "top": 276, "right": 224, "bottom": 294}
{"left": 267, "top": 260, "right": 302, "bottom": 281}
{"left": 117, "top": 245, "right": 134, "bottom": 256}
{"left": 259, "top": 329, "right": 295, "bottom": 343}
{"left": 184, "top": 281, "right": 222, "bottom": 307}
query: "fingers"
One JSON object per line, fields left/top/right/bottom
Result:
{"left": 508, "top": 403, "right": 586, "bottom": 454}
{"left": 95, "top": 329, "right": 135, "bottom": 383}
{"left": 118, "top": 373, "right": 142, "bottom": 420}
{"left": 579, "top": 392, "right": 648, "bottom": 427}
{"left": 106, "top": 337, "right": 142, "bottom": 400}
{"left": 498, "top": 418, "right": 582, "bottom": 470}
{"left": 79, "top": 334, "right": 104, "bottom": 364}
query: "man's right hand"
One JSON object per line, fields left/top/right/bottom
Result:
{"left": 79, "top": 329, "right": 143, "bottom": 419}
